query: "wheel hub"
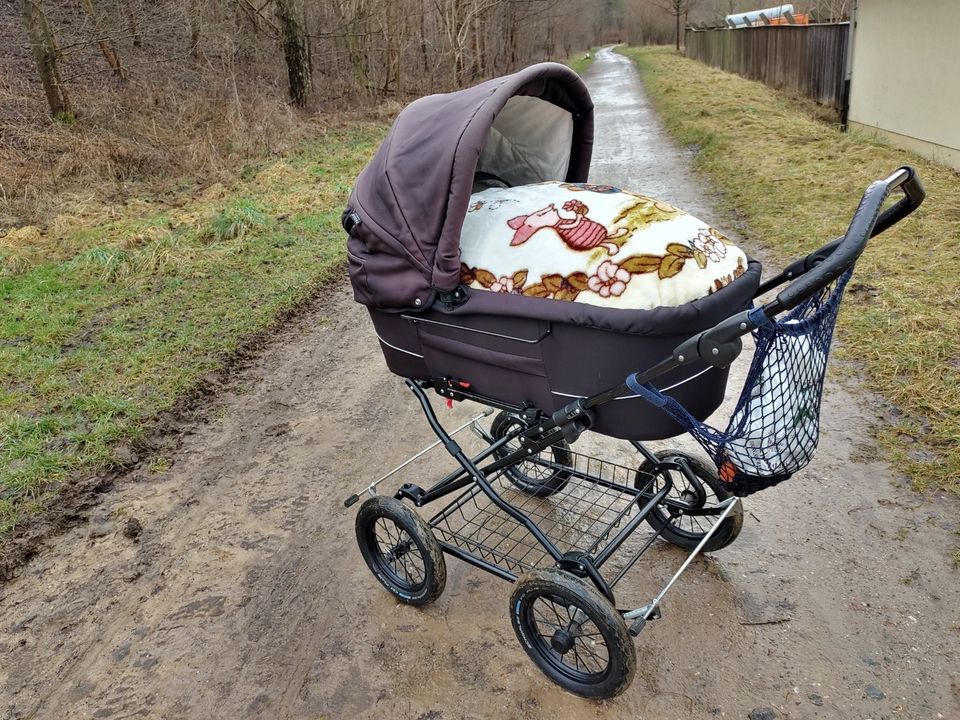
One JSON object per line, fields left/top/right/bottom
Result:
{"left": 550, "top": 627, "right": 576, "bottom": 654}
{"left": 385, "top": 539, "right": 414, "bottom": 562}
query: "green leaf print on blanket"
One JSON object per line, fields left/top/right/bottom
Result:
{"left": 611, "top": 196, "right": 681, "bottom": 231}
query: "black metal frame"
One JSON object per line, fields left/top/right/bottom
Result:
{"left": 398, "top": 381, "right": 735, "bottom": 606}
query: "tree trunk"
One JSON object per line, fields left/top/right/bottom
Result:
{"left": 21, "top": 0, "right": 72, "bottom": 117}
{"left": 304, "top": 7, "right": 313, "bottom": 84}
{"left": 675, "top": 9, "right": 680, "bottom": 50}
{"left": 275, "top": 0, "right": 312, "bottom": 107}
{"left": 338, "top": 0, "right": 369, "bottom": 93}
{"left": 188, "top": 0, "right": 201, "bottom": 58}
{"left": 120, "top": 0, "right": 142, "bottom": 47}
{"left": 80, "top": 0, "right": 125, "bottom": 80}
{"left": 381, "top": 1, "right": 396, "bottom": 95}
{"left": 419, "top": 0, "right": 429, "bottom": 78}
{"left": 471, "top": 10, "right": 480, "bottom": 80}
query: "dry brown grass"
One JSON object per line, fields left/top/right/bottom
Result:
{"left": 0, "top": 65, "right": 407, "bottom": 234}
{"left": 0, "top": 74, "right": 309, "bottom": 230}
{"left": 0, "top": 120, "right": 387, "bottom": 538}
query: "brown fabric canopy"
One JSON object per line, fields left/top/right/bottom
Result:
{"left": 345, "top": 63, "right": 594, "bottom": 311}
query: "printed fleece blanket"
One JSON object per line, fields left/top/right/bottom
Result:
{"left": 459, "top": 181, "right": 748, "bottom": 309}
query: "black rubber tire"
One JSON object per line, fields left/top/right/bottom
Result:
{"left": 355, "top": 496, "right": 446, "bottom": 606}
{"left": 510, "top": 568, "right": 636, "bottom": 699}
{"left": 490, "top": 411, "right": 572, "bottom": 498}
{"left": 637, "top": 450, "right": 743, "bottom": 552}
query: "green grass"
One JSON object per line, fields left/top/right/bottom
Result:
{"left": 617, "top": 46, "right": 960, "bottom": 495}
{"left": 568, "top": 49, "right": 596, "bottom": 76}
{"left": 0, "top": 121, "right": 386, "bottom": 537}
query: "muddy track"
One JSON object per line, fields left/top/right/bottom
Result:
{"left": 2, "top": 48, "right": 958, "bottom": 720}
{"left": 0, "top": 291, "right": 328, "bottom": 583}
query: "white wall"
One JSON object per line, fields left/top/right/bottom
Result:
{"left": 848, "top": 0, "right": 960, "bottom": 170}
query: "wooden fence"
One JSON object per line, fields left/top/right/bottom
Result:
{"left": 684, "top": 24, "right": 849, "bottom": 110}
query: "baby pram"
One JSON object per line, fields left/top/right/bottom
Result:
{"left": 341, "top": 63, "right": 924, "bottom": 698}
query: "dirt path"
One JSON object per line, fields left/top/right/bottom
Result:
{"left": 2, "top": 47, "right": 958, "bottom": 720}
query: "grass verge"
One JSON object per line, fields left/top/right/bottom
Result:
{"left": 0, "top": 121, "right": 386, "bottom": 540}
{"left": 618, "top": 46, "right": 959, "bottom": 496}
{"left": 568, "top": 49, "right": 597, "bottom": 76}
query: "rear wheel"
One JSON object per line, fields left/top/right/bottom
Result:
{"left": 510, "top": 568, "right": 635, "bottom": 698}
{"left": 491, "top": 411, "right": 571, "bottom": 497}
{"left": 355, "top": 496, "right": 446, "bottom": 605}
{"left": 637, "top": 450, "right": 743, "bottom": 552}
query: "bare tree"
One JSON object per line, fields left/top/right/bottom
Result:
{"left": 654, "top": 0, "right": 700, "bottom": 50}
{"left": 624, "top": 0, "right": 674, "bottom": 45}
{"left": 119, "top": 0, "right": 142, "bottom": 47}
{"left": 21, "top": 0, "right": 72, "bottom": 118}
{"left": 189, "top": 0, "right": 202, "bottom": 58}
{"left": 17, "top": 0, "right": 609, "bottom": 127}
{"left": 816, "top": 0, "right": 851, "bottom": 22}
{"left": 276, "top": 0, "right": 312, "bottom": 106}
{"left": 79, "top": 0, "right": 126, "bottom": 80}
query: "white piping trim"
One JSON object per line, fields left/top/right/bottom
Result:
{"left": 551, "top": 390, "right": 641, "bottom": 402}
{"left": 376, "top": 334, "right": 424, "bottom": 358}
{"left": 659, "top": 366, "right": 714, "bottom": 392}
{"left": 551, "top": 389, "right": 598, "bottom": 400}
{"left": 551, "top": 366, "right": 716, "bottom": 401}
{"left": 400, "top": 314, "right": 548, "bottom": 344}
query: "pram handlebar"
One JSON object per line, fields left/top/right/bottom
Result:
{"left": 764, "top": 165, "right": 924, "bottom": 315}
{"left": 661, "top": 166, "right": 925, "bottom": 372}
{"left": 574, "top": 167, "right": 926, "bottom": 423}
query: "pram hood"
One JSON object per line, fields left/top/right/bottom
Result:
{"left": 347, "top": 63, "right": 594, "bottom": 310}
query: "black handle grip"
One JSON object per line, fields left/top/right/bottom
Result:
{"left": 772, "top": 166, "right": 924, "bottom": 313}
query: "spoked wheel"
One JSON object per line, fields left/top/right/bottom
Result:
{"left": 491, "top": 411, "right": 572, "bottom": 498}
{"left": 355, "top": 496, "right": 446, "bottom": 606}
{"left": 636, "top": 450, "right": 743, "bottom": 552}
{"left": 510, "top": 568, "right": 636, "bottom": 699}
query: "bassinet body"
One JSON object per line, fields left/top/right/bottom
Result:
{"left": 344, "top": 63, "right": 761, "bottom": 440}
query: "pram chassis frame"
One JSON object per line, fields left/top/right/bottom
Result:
{"left": 347, "top": 167, "right": 924, "bottom": 698}
{"left": 398, "top": 379, "right": 735, "bottom": 615}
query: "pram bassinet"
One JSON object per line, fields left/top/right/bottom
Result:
{"left": 343, "top": 62, "right": 761, "bottom": 439}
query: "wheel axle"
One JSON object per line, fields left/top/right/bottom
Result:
{"left": 550, "top": 627, "right": 576, "bottom": 654}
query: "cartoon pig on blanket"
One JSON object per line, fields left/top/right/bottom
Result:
{"left": 507, "top": 200, "right": 628, "bottom": 255}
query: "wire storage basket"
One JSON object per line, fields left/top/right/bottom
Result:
{"left": 430, "top": 447, "right": 660, "bottom": 578}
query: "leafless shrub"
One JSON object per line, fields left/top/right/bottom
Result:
{"left": 4, "top": 0, "right": 615, "bottom": 228}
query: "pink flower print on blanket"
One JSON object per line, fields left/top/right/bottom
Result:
{"left": 562, "top": 199, "right": 589, "bottom": 214}
{"left": 588, "top": 260, "right": 631, "bottom": 298}
{"left": 690, "top": 228, "right": 728, "bottom": 268}
{"left": 490, "top": 275, "right": 520, "bottom": 293}
{"left": 506, "top": 202, "right": 628, "bottom": 255}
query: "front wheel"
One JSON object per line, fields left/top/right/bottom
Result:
{"left": 355, "top": 496, "right": 446, "bottom": 606}
{"left": 637, "top": 450, "right": 743, "bottom": 552}
{"left": 510, "top": 568, "right": 636, "bottom": 699}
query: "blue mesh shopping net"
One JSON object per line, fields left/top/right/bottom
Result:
{"left": 627, "top": 269, "right": 853, "bottom": 496}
